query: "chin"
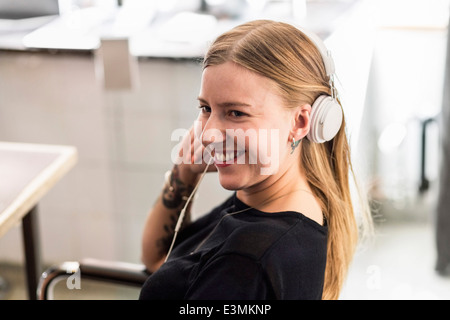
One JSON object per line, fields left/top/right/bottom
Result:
{"left": 218, "top": 174, "right": 244, "bottom": 191}
{"left": 216, "top": 166, "right": 248, "bottom": 191}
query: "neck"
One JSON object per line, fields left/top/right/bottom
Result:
{"left": 236, "top": 160, "right": 311, "bottom": 211}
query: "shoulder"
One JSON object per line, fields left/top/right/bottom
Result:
{"left": 220, "top": 212, "right": 328, "bottom": 262}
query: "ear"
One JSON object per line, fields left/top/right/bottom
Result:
{"left": 290, "top": 104, "right": 312, "bottom": 141}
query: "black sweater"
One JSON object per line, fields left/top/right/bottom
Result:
{"left": 139, "top": 193, "right": 328, "bottom": 300}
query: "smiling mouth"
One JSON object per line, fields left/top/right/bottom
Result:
{"left": 214, "top": 150, "right": 245, "bottom": 164}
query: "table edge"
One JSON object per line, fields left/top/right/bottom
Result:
{"left": 0, "top": 142, "right": 78, "bottom": 238}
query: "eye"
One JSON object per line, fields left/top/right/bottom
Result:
{"left": 198, "top": 105, "right": 211, "bottom": 114}
{"left": 229, "top": 110, "right": 246, "bottom": 118}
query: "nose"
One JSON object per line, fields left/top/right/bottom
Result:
{"left": 199, "top": 114, "right": 226, "bottom": 149}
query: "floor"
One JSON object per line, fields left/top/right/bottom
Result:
{"left": 1, "top": 219, "right": 449, "bottom": 300}
{"left": 341, "top": 220, "right": 450, "bottom": 300}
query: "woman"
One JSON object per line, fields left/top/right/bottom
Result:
{"left": 140, "top": 20, "right": 369, "bottom": 300}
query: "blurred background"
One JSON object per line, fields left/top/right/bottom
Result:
{"left": 0, "top": 0, "right": 449, "bottom": 300}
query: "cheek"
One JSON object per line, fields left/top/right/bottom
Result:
{"left": 254, "top": 120, "right": 291, "bottom": 155}
{"left": 258, "top": 128, "right": 286, "bottom": 175}
{"left": 237, "top": 127, "right": 286, "bottom": 176}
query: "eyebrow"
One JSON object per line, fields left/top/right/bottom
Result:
{"left": 197, "top": 97, "right": 252, "bottom": 108}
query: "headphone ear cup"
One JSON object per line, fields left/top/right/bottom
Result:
{"left": 307, "top": 95, "right": 343, "bottom": 143}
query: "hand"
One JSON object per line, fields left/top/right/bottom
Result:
{"left": 175, "top": 124, "right": 217, "bottom": 185}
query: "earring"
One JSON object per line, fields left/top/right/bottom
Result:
{"left": 290, "top": 137, "right": 302, "bottom": 154}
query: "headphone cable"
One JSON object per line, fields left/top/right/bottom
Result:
{"left": 164, "top": 159, "right": 213, "bottom": 262}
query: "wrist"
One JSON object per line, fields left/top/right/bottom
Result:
{"left": 175, "top": 164, "right": 200, "bottom": 186}
{"left": 162, "top": 165, "right": 197, "bottom": 209}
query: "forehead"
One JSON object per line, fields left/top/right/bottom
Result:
{"left": 199, "top": 62, "right": 282, "bottom": 107}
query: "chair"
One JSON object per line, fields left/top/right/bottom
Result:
{"left": 37, "top": 258, "right": 150, "bottom": 300}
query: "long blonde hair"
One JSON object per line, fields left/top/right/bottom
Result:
{"left": 203, "top": 20, "right": 369, "bottom": 299}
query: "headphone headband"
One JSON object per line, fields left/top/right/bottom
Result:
{"left": 297, "top": 27, "right": 335, "bottom": 77}
{"left": 294, "top": 25, "right": 343, "bottom": 143}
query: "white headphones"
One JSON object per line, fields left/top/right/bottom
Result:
{"left": 297, "top": 27, "right": 343, "bottom": 144}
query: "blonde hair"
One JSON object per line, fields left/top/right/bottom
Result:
{"left": 203, "top": 20, "right": 371, "bottom": 300}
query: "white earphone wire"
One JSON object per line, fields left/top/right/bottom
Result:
{"left": 164, "top": 158, "right": 213, "bottom": 263}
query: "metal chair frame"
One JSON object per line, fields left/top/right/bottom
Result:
{"left": 37, "top": 258, "right": 150, "bottom": 300}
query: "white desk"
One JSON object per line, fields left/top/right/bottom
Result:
{"left": 0, "top": 142, "right": 77, "bottom": 299}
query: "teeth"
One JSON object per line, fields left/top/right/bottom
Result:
{"left": 215, "top": 150, "right": 245, "bottom": 163}
{"left": 236, "top": 150, "right": 245, "bottom": 158}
